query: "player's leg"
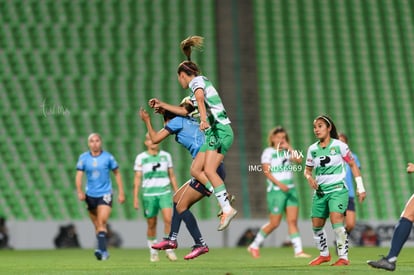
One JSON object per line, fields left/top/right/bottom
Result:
{"left": 285, "top": 188, "right": 310, "bottom": 258}
{"left": 345, "top": 197, "right": 356, "bottom": 233}
{"left": 94, "top": 203, "right": 112, "bottom": 260}
{"left": 368, "top": 194, "right": 414, "bottom": 271}
{"left": 328, "top": 189, "right": 349, "bottom": 266}
{"left": 143, "top": 196, "right": 160, "bottom": 262}
{"left": 309, "top": 194, "right": 331, "bottom": 266}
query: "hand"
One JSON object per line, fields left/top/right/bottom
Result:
{"left": 407, "top": 162, "right": 414, "bottom": 173}
{"left": 306, "top": 176, "right": 318, "bottom": 190}
{"left": 149, "top": 98, "right": 163, "bottom": 109}
{"left": 278, "top": 183, "right": 289, "bottom": 192}
{"left": 357, "top": 191, "right": 366, "bottom": 203}
{"left": 77, "top": 191, "right": 85, "bottom": 201}
{"left": 118, "top": 192, "right": 125, "bottom": 204}
{"left": 199, "top": 120, "right": 210, "bottom": 130}
{"left": 133, "top": 198, "right": 139, "bottom": 210}
{"left": 139, "top": 108, "right": 150, "bottom": 121}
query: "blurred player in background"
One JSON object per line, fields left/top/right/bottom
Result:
{"left": 367, "top": 162, "right": 414, "bottom": 271}
{"left": 149, "top": 35, "right": 237, "bottom": 231}
{"left": 248, "top": 126, "right": 310, "bottom": 259}
{"left": 133, "top": 134, "right": 179, "bottom": 262}
{"left": 338, "top": 133, "right": 362, "bottom": 234}
{"left": 140, "top": 100, "right": 228, "bottom": 260}
{"left": 304, "top": 115, "right": 366, "bottom": 266}
{"left": 75, "top": 133, "right": 125, "bottom": 261}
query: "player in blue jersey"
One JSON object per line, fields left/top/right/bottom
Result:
{"left": 139, "top": 101, "right": 227, "bottom": 260}
{"left": 75, "top": 133, "right": 125, "bottom": 261}
{"left": 367, "top": 162, "right": 414, "bottom": 271}
{"left": 338, "top": 133, "right": 362, "bottom": 234}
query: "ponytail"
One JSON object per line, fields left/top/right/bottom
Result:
{"left": 177, "top": 36, "right": 203, "bottom": 76}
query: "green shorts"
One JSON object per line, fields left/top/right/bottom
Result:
{"left": 267, "top": 187, "right": 299, "bottom": 215}
{"left": 199, "top": 123, "right": 234, "bottom": 155}
{"left": 311, "top": 187, "right": 348, "bottom": 219}
{"left": 142, "top": 192, "right": 173, "bottom": 218}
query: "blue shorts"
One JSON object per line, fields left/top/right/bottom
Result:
{"left": 347, "top": 197, "right": 355, "bottom": 211}
{"left": 85, "top": 194, "right": 113, "bottom": 211}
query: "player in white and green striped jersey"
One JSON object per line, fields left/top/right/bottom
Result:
{"left": 148, "top": 36, "right": 237, "bottom": 231}
{"left": 304, "top": 115, "right": 366, "bottom": 267}
{"left": 133, "top": 134, "right": 179, "bottom": 262}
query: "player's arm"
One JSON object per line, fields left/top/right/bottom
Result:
{"left": 407, "top": 162, "right": 414, "bottom": 173}
{"left": 262, "top": 163, "right": 289, "bottom": 192}
{"left": 149, "top": 98, "right": 188, "bottom": 116}
{"left": 344, "top": 152, "right": 366, "bottom": 202}
{"left": 194, "top": 89, "right": 209, "bottom": 130}
{"left": 112, "top": 168, "right": 125, "bottom": 204}
{"left": 133, "top": 171, "right": 142, "bottom": 210}
{"left": 168, "top": 167, "right": 179, "bottom": 193}
{"left": 304, "top": 166, "right": 318, "bottom": 190}
{"left": 75, "top": 170, "right": 85, "bottom": 201}
{"left": 139, "top": 108, "right": 170, "bottom": 144}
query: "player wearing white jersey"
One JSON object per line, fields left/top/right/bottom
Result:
{"left": 133, "top": 134, "right": 179, "bottom": 262}
{"left": 247, "top": 127, "right": 310, "bottom": 259}
{"left": 304, "top": 115, "right": 366, "bottom": 267}
{"left": 149, "top": 36, "right": 237, "bottom": 231}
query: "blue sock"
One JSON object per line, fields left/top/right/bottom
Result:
{"left": 169, "top": 203, "right": 182, "bottom": 241}
{"left": 97, "top": 231, "right": 107, "bottom": 252}
{"left": 181, "top": 209, "right": 206, "bottom": 246}
{"left": 387, "top": 217, "right": 413, "bottom": 261}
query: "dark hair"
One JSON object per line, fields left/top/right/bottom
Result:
{"left": 267, "top": 126, "right": 290, "bottom": 146}
{"left": 177, "top": 36, "right": 203, "bottom": 76}
{"left": 338, "top": 132, "right": 348, "bottom": 143}
{"left": 314, "top": 115, "right": 338, "bottom": 139}
{"left": 163, "top": 110, "right": 176, "bottom": 122}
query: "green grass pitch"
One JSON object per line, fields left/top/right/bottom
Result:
{"left": 0, "top": 246, "right": 413, "bottom": 274}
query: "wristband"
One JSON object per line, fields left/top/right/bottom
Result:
{"left": 355, "top": 176, "right": 365, "bottom": 193}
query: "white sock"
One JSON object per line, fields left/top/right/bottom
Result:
{"left": 333, "top": 226, "right": 348, "bottom": 260}
{"left": 290, "top": 234, "right": 304, "bottom": 254}
{"left": 250, "top": 230, "right": 266, "bottom": 249}
{"left": 147, "top": 239, "right": 158, "bottom": 255}
{"left": 215, "top": 189, "right": 232, "bottom": 212}
{"left": 313, "top": 229, "right": 330, "bottom": 256}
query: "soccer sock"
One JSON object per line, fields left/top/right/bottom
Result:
{"left": 169, "top": 203, "right": 182, "bottom": 241}
{"left": 290, "top": 232, "right": 304, "bottom": 254}
{"left": 333, "top": 223, "right": 348, "bottom": 260}
{"left": 147, "top": 238, "right": 158, "bottom": 255}
{"left": 312, "top": 227, "right": 329, "bottom": 256}
{"left": 181, "top": 209, "right": 206, "bottom": 246}
{"left": 97, "top": 231, "right": 107, "bottom": 252}
{"left": 204, "top": 181, "right": 214, "bottom": 193}
{"left": 387, "top": 217, "right": 413, "bottom": 262}
{"left": 250, "top": 229, "right": 267, "bottom": 249}
{"left": 214, "top": 184, "right": 232, "bottom": 212}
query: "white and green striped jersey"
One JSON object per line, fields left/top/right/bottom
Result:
{"left": 261, "top": 147, "right": 294, "bottom": 192}
{"left": 188, "top": 76, "right": 231, "bottom": 125}
{"left": 134, "top": 150, "right": 173, "bottom": 196}
{"left": 306, "top": 138, "right": 351, "bottom": 192}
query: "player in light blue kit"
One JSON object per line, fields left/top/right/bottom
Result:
{"left": 338, "top": 133, "right": 362, "bottom": 234}
{"left": 76, "top": 133, "right": 125, "bottom": 261}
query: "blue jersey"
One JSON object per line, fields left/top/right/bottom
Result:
{"left": 344, "top": 152, "right": 360, "bottom": 198}
{"left": 164, "top": 116, "right": 205, "bottom": 158}
{"left": 76, "top": 151, "right": 119, "bottom": 197}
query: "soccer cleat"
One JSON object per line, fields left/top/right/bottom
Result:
{"left": 247, "top": 245, "right": 260, "bottom": 258}
{"left": 331, "top": 258, "right": 350, "bottom": 266}
{"left": 166, "top": 249, "right": 177, "bottom": 261}
{"left": 217, "top": 207, "right": 238, "bottom": 231}
{"left": 150, "top": 253, "right": 160, "bottom": 262}
{"left": 94, "top": 250, "right": 109, "bottom": 261}
{"left": 309, "top": 255, "right": 331, "bottom": 266}
{"left": 367, "top": 257, "right": 396, "bottom": 271}
{"left": 217, "top": 195, "right": 236, "bottom": 217}
{"left": 294, "top": 251, "right": 311, "bottom": 258}
{"left": 151, "top": 238, "right": 178, "bottom": 250}
{"left": 184, "top": 245, "right": 209, "bottom": 260}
